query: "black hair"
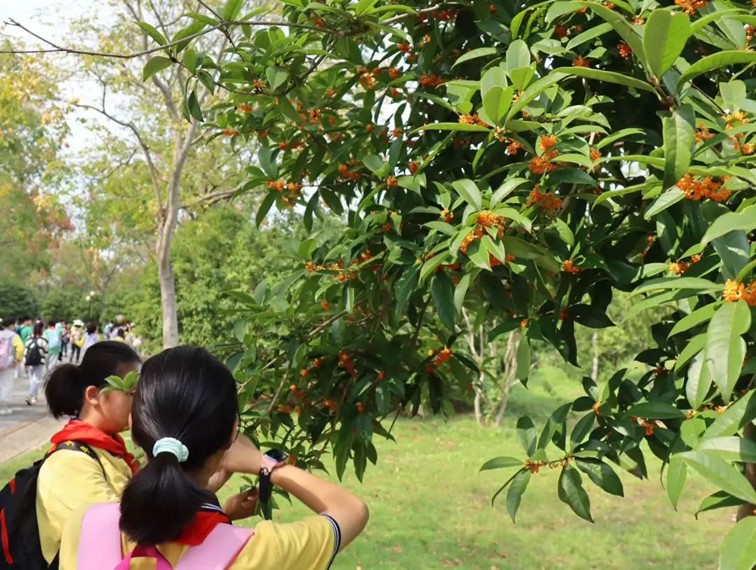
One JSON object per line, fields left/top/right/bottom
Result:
{"left": 120, "top": 346, "right": 239, "bottom": 545}
{"left": 116, "top": 329, "right": 126, "bottom": 339}
{"left": 45, "top": 341, "right": 141, "bottom": 418}
{"left": 86, "top": 323, "right": 97, "bottom": 335}
{"left": 32, "top": 322, "right": 44, "bottom": 336}
{"left": 47, "top": 321, "right": 56, "bottom": 328}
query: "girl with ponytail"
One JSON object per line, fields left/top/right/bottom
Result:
{"left": 60, "top": 346, "right": 369, "bottom": 569}
{"left": 36, "top": 341, "right": 141, "bottom": 565}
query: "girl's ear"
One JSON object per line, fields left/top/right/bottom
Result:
{"left": 83, "top": 385, "right": 100, "bottom": 407}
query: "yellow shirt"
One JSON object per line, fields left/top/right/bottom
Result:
{"left": 36, "top": 446, "right": 132, "bottom": 563}
{"left": 59, "top": 508, "right": 338, "bottom": 570}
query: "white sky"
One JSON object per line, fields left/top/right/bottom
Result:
{"left": 1, "top": 1, "right": 114, "bottom": 154}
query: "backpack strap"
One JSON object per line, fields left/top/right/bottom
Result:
{"left": 177, "top": 524, "right": 254, "bottom": 569}
{"left": 77, "top": 503, "right": 123, "bottom": 570}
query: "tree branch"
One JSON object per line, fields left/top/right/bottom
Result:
{"left": 1, "top": 17, "right": 331, "bottom": 59}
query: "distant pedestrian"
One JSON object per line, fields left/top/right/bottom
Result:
{"left": 70, "top": 320, "right": 85, "bottom": 363}
{"left": 60, "top": 322, "right": 70, "bottom": 361}
{"left": 0, "top": 318, "right": 24, "bottom": 415}
{"left": 44, "top": 321, "right": 62, "bottom": 370}
{"left": 81, "top": 323, "right": 100, "bottom": 358}
{"left": 24, "top": 321, "right": 48, "bottom": 405}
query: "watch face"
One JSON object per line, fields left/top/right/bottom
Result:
{"left": 266, "top": 449, "right": 288, "bottom": 462}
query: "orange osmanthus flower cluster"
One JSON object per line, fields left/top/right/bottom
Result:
{"left": 419, "top": 73, "right": 444, "bottom": 88}
{"left": 617, "top": 42, "right": 632, "bottom": 58}
{"left": 525, "top": 456, "right": 573, "bottom": 474}
{"left": 723, "top": 280, "right": 756, "bottom": 306}
{"left": 460, "top": 211, "right": 507, "bottom": 254}
{"left": 677, "top": 174, "right": 731, "bottom": 202}
{"left": 338, "top": 161, "right": 362, "bottom": 181}
{"left": 675, "top": 0, "right": 708, "bottom": 15}
{"left": 695, "top": 123, "right": 715, "bottom": 143}
{"left": 573, "top": 56, "right": 590, "bottom": 67}
{"left": 526, "top": 186, "right": 563, "bottom": 211}
{"left": 529, "top": 149, "right": 561, "bottom": 175}
{"left": 266, "top": 179, "right": 303, "bottom": 207}
{"left": 539, "top": 134, "right": 558, "bottom": 151}
{"left": 562, "top": 259, "right": 580, "bottom": 274}
{"left": 424, "top": 347, "right": 452, "bottom": 374}
{"left": 669, "top": 254, "right": 702, "bottom": 275}
{"left": 337, "top": 351, "right": 357, "bottom": 377}
{"left": 458, "top": 114, "right": 488, "bottom": 127}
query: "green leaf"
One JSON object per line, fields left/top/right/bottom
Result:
{"left": 678, "top": 50, "right": 756, "bottom": 88}
{"left": 451, "top": 179, "right": 483, "bottom": 210}
{"left": 720, "top": 516, "right": 756, "bottom": 570}
{"left": 222, "top": 0, "right": 244, "bottom": 20}
{"left": 416, "top": 122, "right": 490, "bottom": 133}
{"left": 703, "top": 391, "right": 756, "bottom": 441}
{"left": 662, "top": 105, "right": 696, "bottom": 190}
{"left": 186, "top": 90, "right": 203, "bottom": 122}
{"left": 142, "top": 56, "right": 173, "bottom": 82}
{"left": 255, "top": 192, "right": 276, "bottom": 228}
{"left": 516, "top": 336, "right": 530, "bottom": 381}
{"left": 516, "top": 416, "right": 536, "bottom": 456}
{"left": 575, "top": 458, "right": 624, "bottom": 497}
{"left": 136, "top": 21, "right": 167, "bottom": 45}
{"left": 627, "top": 402, "right": 685, "bottom": 420}
{"left": 452, "top": 47, "right": 498, "bottom": 68}
{"left": 666, "top": 457, "right": 687, "bottom": 510}
{"left": 506, "top": 469, "right": 531, "bottom": 523}
{"left": 686, "top": 351, "right": 713, "bottom": 410}
{"left": 558, "top": 465, "right": 593, "bottom": 523}
{"left": 506, "top": 39, "right": 531, "bottom": 73}
{"left": 570, "top": 414, "right": 595, "bottom": 447}
{"left": 633, "top": 276, "right": 721, "bottom": 295}
{"left": 482, "top": 85, "right": 515, "bottom": 125}
{"left": 705, "top": 301, "right": 751, "bottom": 401}
{"left": 681, "top": 451, "right": 756, "bottom": 504}
{"left": 266, "top": 67, "right": 290, "bottom": 91}
{"left": 669, "top": 303, "right": 718, "bottom": 337}
{"left": 551, "top": 67, "right": 656, "bottom": 93}
{"left": 480, "top": 456, "right": 523, "bottom": 472}
{"left": 697, "top": 437, "right": 756, "bottom": 464}
{"left": 696, "top": 491, "right": 745, "bottom": 518}
{"left": 702, "top": 205, "right": 756, "bottom": 245}
{"left": 431, "top": 273, "right": 455, "bottom": 331}
{"left": 643, "top": 10, "right": 690, "bottom": 78}
{"left": 394, "top": 266, "right": 419, "bottom": 320}
{"left": 644, "top": 188, "right": 685, "bottom": 219}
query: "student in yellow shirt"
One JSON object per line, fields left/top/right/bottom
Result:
{"left": 61, "top": 346, "right": 369, "bottom": 569}
{"left": 36, "top": 341, "right": 142, "bottom": 565}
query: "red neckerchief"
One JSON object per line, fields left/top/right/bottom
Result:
{"left": 50, "top": 419, "right": 140, "bottom": 474}
{"left": 176, "top": 508, "right": 232, "bottom": 546}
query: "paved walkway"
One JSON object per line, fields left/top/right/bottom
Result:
{"left": 0, "top": 368, "right": 63, "bottom": 464}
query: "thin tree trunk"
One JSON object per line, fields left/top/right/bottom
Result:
{"left": 591, "top": 331, "right": 600, "bottom": 381}
{"left": 157, "top": 236, "right": 179, "bottom": 348}
{"left": 737, "top": 422, "right": 756, "bottom": 521}
{"left": 495, "top": 331, "right": 520, "bottom": 426}
{"left": 473, "top": 388, "right": 483, "bottom": 426}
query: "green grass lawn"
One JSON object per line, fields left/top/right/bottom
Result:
{"left": 1, "top": 368, "right": 732, "bottom": 568}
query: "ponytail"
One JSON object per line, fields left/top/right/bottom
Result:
{"left": 119, "top": 346, "right": 239, "bottom": 545}
{"left": 119, "top": 453, "right": 205, "bottom": 544}
{"left": 44, "top": 341, "right": 140, "bottom": 418}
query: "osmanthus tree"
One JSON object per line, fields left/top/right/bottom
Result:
{"left": 116, "top": 0, "right": 756, "bottom": 559}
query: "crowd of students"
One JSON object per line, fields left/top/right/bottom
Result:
{"left": 0, "top": 317, "right": 142, "bottom": 414}
{"left": 0, "top": 337, "right": 368, "bottom": 569}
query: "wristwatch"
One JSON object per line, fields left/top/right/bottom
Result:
{"left": 259, "top": 449, "right": 289, "bottom": 505}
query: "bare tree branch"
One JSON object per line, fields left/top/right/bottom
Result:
{"left": 1, "top": 16, "right": 331, "bottom": 59}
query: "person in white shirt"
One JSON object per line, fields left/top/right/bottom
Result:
{"left": 23, "top": 321, "right": 49, "bottom": 405}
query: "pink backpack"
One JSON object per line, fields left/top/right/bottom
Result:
{"left": 77, "top": 503, "right": 254, "bottom": 569}
{"left": 0, "top": 331, "right": 15, "bottom": 370}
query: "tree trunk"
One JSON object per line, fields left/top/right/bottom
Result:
{"left": 157, "top": 234, "right": 179, "bottom": 348}
{"left": 473, "top": 388, "right": 483, "bottom": 426}
{"left": 494, "top": 331, "right": 520, "bottom": 426}
{"left": 737, "top": 422, "right": 756, "bottom": 521}
{"left": 591, "top": 331, "right": 600, "bottom": 381}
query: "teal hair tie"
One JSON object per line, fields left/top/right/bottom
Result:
{"left": 152, "top": 437, "right": 189, "bottom": 463}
